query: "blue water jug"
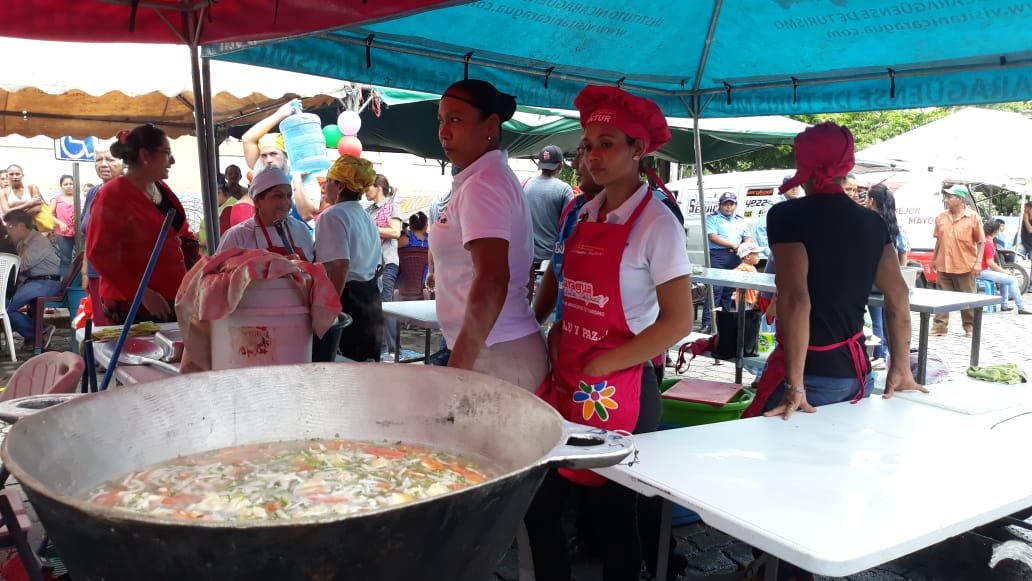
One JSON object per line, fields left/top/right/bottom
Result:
{"left": 279, "top": 109, "right": 331, "bottom": 175}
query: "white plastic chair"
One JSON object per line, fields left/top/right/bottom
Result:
{"left": 0, "top": 253, "right": 21, "bottom": 362}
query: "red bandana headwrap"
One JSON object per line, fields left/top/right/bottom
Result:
{"left": 780, "top": 122, "right": 855, "bottom": 195}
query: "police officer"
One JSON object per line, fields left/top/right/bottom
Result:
{"left": 700, "top": 192, "right": 752, "bottom": 333}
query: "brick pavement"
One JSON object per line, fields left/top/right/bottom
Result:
{"left": 3, "top": 307, "right": 1032, "bottom": 580}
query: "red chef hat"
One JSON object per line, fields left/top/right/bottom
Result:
{"left": 574, "top": 86, "right": 671, "bottom": 154}
{"left": 780, "top": 122, "right": 855, "bottom": 195}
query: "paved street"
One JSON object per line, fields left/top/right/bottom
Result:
{"left": 4, "top": 304, "right": 1032, "bottom": 580}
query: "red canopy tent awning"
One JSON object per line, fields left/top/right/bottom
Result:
{"left": 0, "top": 0, "right": 465, "bottom": 247}
{"left": 0, "top": 0, "right": 463, "bottom": 44}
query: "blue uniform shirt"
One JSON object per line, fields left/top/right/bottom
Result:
{"left": 706, "top": 211, "right": 751, "bottom": 251}
{"left": 755, "top": 194, "right": 786, "bottom": 257}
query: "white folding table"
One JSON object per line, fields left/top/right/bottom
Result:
{"left": 381, "top": 300, "right": 439, "bottom": 363}
{"left": 597, "top": 383, "right": 1032, "bottom": 577}
{"left": 692, "top": 267, "right": 1002, "bottom": 383}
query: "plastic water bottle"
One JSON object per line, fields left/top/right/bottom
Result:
{"left": 279, "top": 105, "right": 331, "bottom": 175}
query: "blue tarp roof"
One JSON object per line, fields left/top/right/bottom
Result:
{"left": 207, "top": 0, "right": 1032, "bottom": 117}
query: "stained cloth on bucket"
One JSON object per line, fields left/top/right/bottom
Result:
{"left": 326, "top": 155, "right": 375, "bottom": 193}
{"left": 175, "top": 248, "right": 341, "bottom": 373}
{"left": 779, "top": 122, "right": 855, "bottom": 195}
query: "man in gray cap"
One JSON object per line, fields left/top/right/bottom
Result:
{"left": 523, "top": 145, "right": 574, "bottom": 273}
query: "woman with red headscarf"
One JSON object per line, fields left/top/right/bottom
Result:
{"left": 743, "top": 122, "right": 926, "bottom": 422}
{"left": 524, "top": 86, "right": 694, "bottom": 580}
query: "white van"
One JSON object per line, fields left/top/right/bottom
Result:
{"left": 668, "top": 169, "right": 793, "bottom": 265}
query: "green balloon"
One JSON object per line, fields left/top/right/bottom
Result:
{"left": 323, "top": 124, "right": 344, "bottom": 148}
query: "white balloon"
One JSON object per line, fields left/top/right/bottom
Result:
{"left": 338, "top": 110, "right": 362, "bottom": 136}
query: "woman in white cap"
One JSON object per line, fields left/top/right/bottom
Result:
{"left": 433, "top": 79, "right": 547, "bottom": 388}
{"left": 217, "top": 168, "right": 313, "bottom": 261}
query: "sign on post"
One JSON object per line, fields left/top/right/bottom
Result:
{"left": 54, "top": 136, "right": 96, "bottom": 162}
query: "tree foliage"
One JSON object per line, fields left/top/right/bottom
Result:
{"left": 699, "top": 102, "right": 1032, "bottom": 175}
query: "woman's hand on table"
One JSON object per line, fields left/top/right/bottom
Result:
{"left": 883, "top": 369, "right": 928, "bottom": 398}
{"left": 763, "top": 386, "right": 816, "bottom": 420}
{"left": 141, "top": 289, "right": 172, "bottom": 320}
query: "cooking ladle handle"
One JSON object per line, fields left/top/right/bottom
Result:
{"left": 545, "top": 421, "right": 636, "bottom": 469}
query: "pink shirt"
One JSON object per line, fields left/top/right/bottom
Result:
{"left": 52, "top": 195, "right": 75, "bottom": 237}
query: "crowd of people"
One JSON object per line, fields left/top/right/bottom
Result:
{"left": 6, "top": 75, "right": 1031, "bottom": 580}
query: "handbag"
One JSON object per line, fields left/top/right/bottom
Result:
{"left": 34, "top": 203, "right": 56, "bottom": 233}
{"left": 714, "top": 309, "right": 761, "bottom": 359}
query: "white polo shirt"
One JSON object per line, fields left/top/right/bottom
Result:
{"left": 431, "top": 149, "right": 538, "bottom": 346}
{"left": 217, "top": 216, "right": 315, "bottom": 261}
{"left": 574, "top": 184, "right": 693, "bottom": 334}
{"left": 314, "top": 201, "right": 381, "bottom": 283}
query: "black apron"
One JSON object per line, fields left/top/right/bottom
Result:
{"left": 338, "top": 274, "right": 383, "bottom": 362}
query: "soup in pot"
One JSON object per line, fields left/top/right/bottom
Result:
{"left": 86, "top": 438, "right": 492, "bottom": 522}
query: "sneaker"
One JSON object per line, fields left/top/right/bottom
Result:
{"left": 1001, "top": 305, "right": 1015, "bottom": 312}
{"left": 870, "top": 358, "right": 886, "bottom": 370}
{"left": 1019, "top": 309, "right": 1032, "bottom": 315}
{"left": 41, "top": 325, "right": 56, "bottom": 350}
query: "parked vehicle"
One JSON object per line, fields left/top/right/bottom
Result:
{"left": 668, "top": 169, "right": 792, "bottom": 265}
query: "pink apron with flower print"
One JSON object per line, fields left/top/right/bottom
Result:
{"left": 538, "top": 193, "right": 652, "bottom": 486}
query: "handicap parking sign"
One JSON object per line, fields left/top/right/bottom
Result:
{"left": 54, "top": 136, "right": 96, "bottom": 161}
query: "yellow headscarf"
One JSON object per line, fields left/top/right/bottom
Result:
{"left": 258, "top": 132, "right": 285, "bottom": 152}
{"left": 326, "top": 155, "right": 376, "bottom": 194}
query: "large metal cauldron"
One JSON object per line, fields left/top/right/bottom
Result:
{"left": 2, "top": 363, "right": 632, "bottom": 581}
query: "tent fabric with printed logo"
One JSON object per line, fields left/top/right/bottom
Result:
{"left": 208, "top": 0, "right": 1032, "bottom": 118}
{"left": 207, "top": 0, "right": 1032, "bottom": 272}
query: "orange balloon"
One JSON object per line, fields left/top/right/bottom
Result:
{"left": 337, "top": 136, "right": 363, "bottom": 158}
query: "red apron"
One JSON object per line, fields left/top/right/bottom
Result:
{"left": 256, "top": 214, "right": 307, "bottom": 261}
{"left": 538, "top": 193, "right": 652, "bottom": 487}
{"left": 742, "top": 329, "right": 868, "bottom": 418}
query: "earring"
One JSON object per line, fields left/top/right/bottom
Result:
{"left": 487, "top": 136, "right": 493, "bottom": 142}
{"left": 632, "top": 156, "right": 640, "bottom": 161}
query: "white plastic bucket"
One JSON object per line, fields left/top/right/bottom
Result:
{"left": 235, "top": 278, "right": 307, "bottom": 309}
{"left": 209, "top": 279, "right": 313, "bottom": 370}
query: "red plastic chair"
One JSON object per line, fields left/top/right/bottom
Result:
{"left": 31, "top": 252, "right": 83, "bottom": 354}
{"left": 395, "top": 245, "right": 430, "bottom": 302}
{"left": 1, "top": 352, "right": 84, "bottom": 403}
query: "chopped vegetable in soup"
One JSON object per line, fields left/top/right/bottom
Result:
{"left": 86, "top": 439, "right": 492, "bottom": 521}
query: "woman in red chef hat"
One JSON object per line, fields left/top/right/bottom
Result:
{"left": 525, "top": 86, "right": 695, "bottom": 580}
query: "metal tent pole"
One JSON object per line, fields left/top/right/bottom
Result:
{"left": 184, "top": 8, "right": 218, "bottom": 255}
{"left": 201, "top": 56, "right": 221, "bottom": 252}
{"left": 691, "top": 0, "right": 723, "bottom": 331}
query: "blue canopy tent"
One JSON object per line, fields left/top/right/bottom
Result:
{"left": 208, "top": 0, "right": 1032, "bottom": 268}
